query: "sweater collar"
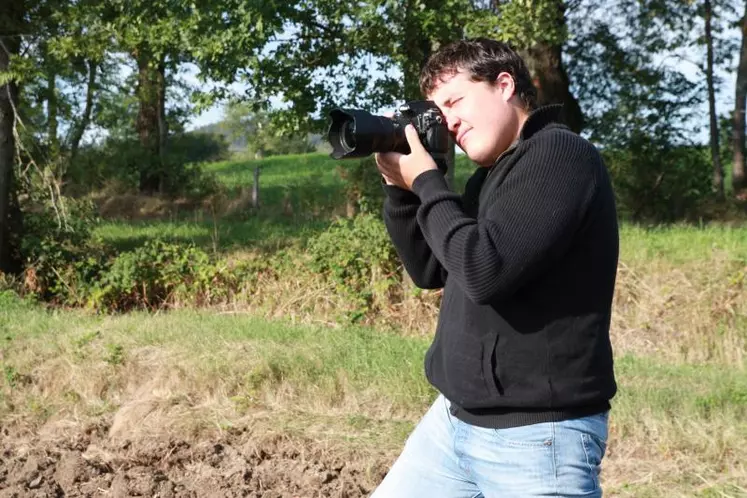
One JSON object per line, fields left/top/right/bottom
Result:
{"left": 518, "top": 104, "right": 564, "bottom": 142}
{"left": 487, "top": 104, "right": 564, "bottom": 170}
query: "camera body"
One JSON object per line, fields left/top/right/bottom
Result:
{"left": 327, "top": 100, "right": 450, "bottom": 165}
{"left": 389, "top": 101, "right": 450, "bottom": 156}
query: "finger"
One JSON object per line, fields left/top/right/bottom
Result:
{"left": 377, "top": 151, "right": 403, "bottom": 169}
{"left": 404, "top": 124, "right": 425, "bottom": 153}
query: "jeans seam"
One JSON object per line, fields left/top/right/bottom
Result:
{"left": 580, "top": 433, "right": 599, "bottom": 491}
{"left": 443, "top": 395, "right": 456, "bottom": 431}
{"left": 551, "top": 421, "right": 558, "bottom": 496}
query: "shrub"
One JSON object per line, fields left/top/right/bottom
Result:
{"left": 604, "top": 141, "right": 712, "bottom": 222}
{"left": 66, "top": 133, "right": 228, "bottom": 197}
{"left": 307, "top": 214, "right": 400, "bottom": 322}
{"left": 20, "top": 197, "right": 108, "bottom": 304}
{"left": 336, "top": 157, "right": 385, "bottom": 216}
{"left": 91, "top": 240, "right": 228, "bottom": 311}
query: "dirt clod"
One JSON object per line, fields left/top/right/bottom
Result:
{"left": 0, "top": 420, "right": 389, "bottom": 497}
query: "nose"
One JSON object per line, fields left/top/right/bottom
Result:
{"left": 445, "top": 111, "right": 460, "bottom": 135}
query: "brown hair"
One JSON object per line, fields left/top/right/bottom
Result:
{"left": 420, "top": 38, "right": 537, "bottom": 111}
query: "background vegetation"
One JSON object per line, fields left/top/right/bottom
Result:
{"left": 1, "top": 0, "right": 747, "bottom": 496}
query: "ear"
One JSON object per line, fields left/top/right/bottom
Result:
{"left": 495, "top": 72, "right": 516, "bottom": 102}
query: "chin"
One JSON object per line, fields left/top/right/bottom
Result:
{"left": 467, "top": 149, "right": 493, "bottom": 167}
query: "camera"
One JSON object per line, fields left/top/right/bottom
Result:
{"left": 326, "top": 100, "right": 450, "bottom": 169}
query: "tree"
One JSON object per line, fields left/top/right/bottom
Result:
{"left": 734, "top": 0, "right": 747, "bottom": 196}
{"left": 704, "top": 0, "right": 725, "bottom": 198}
{"left": 0, "top": 0, "right": 25, "bottom": 274}
{"left": 223, "top": 101, "right": 314, "bottom": 157}
{"left": 467, "top": 0, "right": 583, "bottom": 132}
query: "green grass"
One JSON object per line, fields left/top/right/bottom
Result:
{"left": 620, "top": 224, "right": 747, "bottom": 264}
{"left": 92, "top": 152, "right": 478, "bottom": 253}
{"left": 0, "top": 291, "right": 745, "bottom": 495}
{"left": 205, "top": 152, "right": 347, "bottom": 213}
{"left": 91, "top": 152, "right": 747, "bottom": 263}
{"left": 93, "top": 215, "right": 330, "bottom": 253}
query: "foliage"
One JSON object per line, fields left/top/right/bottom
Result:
{"left": 223, "top": 102, "right": 316, "bottom": 157}
{"left": 67, "top": 132, "right": 226, "bottom": 197}
{"left": 91, "top": 240, "right": 230, "bottom": 311}
{"left": 19, "top": 197, "right": 105, "bottom": 304}
{"left": 604, "top": 141, "right": 713, "bottom": 221}
{"left": 336, "top": 157, "right": 386, "bottom": 215}
{"left": 307, "top": 214, "right": 400, "bottom": 322}
{"left": 465, "top": 0, "right": 566, "bottom": 48}
{"left": 208, "top": 0, "right": 473, "bottom": 135}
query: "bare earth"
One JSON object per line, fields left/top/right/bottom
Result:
{"left": 0, "top": 420, "right": 389, "bottom": 498}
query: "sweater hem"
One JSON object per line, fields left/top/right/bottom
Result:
{"left": 448, "top": 401, "right": 611, "bottom": 429}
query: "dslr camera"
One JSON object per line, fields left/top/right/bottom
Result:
{"left": 326, "top": 100, "right": 450, "bottom": 171}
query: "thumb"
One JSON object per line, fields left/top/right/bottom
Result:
{"left": 404, "top": 124, "right": 425, "bottom": 153}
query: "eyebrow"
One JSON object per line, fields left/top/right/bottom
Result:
{"left": 442, "top": 94, "right": 460, "bottom": 107}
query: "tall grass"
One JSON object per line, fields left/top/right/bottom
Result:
{"left": 85, "top": 154, "right": 747, "bottom": 367}
{"left": 1, "top": 291, "right": 745, "bottom": 496}
{"left": 6, "top": 152, "right": 744, "bottom": 495}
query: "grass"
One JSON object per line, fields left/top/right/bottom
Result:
{"left": 92, "top": 152, "right": 478, "bottom": 254}
{"left": 5, "top": 152, "right": 747, "bottom": 496}
{"left": 94, "top": 215, "right": 330, "bottom": 254}
{"left": 0, "top": 290, "right": 745, "bottom": 496}
{"left": 620, "top": 224, "right": 747, "bottom": 264}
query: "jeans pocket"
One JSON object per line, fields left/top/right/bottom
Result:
{"left": 492, "top": 422, "right": 555, "bottom": 448}
{"left": 581, "top": 432, "right": 607, "bottom": 489}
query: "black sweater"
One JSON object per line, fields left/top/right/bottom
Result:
{"left": 382, "top": 105, "right": 619, "bottom": 428}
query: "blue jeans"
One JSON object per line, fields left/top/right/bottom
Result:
{"left": 371, "top": 395, "right": 608, "bottom": 497}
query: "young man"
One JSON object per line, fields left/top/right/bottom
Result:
{"left": 372, "top": 38, "right": 619, "bottom": 497}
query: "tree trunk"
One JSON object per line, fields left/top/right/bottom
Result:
{"left": 156, "top": 60, "right": 167, "bottom": 191}
{"left": 524, "top": 2, "right": 584, "bottom": 133}
{"left": 705, "top": 0, "right": 725, "bottom": 199}
{"left": 47, "top": 70, "right": 59, "bottom": 155}
{"left": 135, "top": 48, "right": 163, "bottom": 193}
{"left": 69, "top": 60, "right": 97, "bottom": 164}
{"left": 733, "top": 0, "right": 747, "bottom": 196}
{"left": 0, "top": 1, "right": 24, "bottom": 274}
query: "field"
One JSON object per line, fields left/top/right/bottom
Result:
{"left": 1, "top": 153, "right": 746, "bottom": 497}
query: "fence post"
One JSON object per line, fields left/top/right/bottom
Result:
{"left": 252, "top": 166, "right": 260, "bottom": 209}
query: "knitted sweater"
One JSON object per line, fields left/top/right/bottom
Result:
{"left": 382, "top": 105, "right": 619, "bottom": 428}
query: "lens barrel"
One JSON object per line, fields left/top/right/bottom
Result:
{"left": 327, "top": 109, "right": 409, "bottom": 159}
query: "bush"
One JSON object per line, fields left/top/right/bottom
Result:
{"left": 307, "top": 214, "right": 400, "bottom": 322}
{"left": 336, "top": 157, "right": 385, "bottom": 216}
{"left": 604, "top": 141, "right": 713, "bottom": 222}
{"left": 91, "top": 240, "right": 229, "bottom": 311}
{"left": 66, "top": 132, "right": 228, "bottom": 197}
{"left": 20, "top": 197, "right": 107, "bottom": 304}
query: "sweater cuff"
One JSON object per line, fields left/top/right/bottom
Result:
{"left": 412, "top": 169, "right": 450, "bottom": 201}
{"left": 382, "top": 180, "right": 420, "bottom": 204}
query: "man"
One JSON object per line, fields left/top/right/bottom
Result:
{"left": 372, "top": 38, "right": 619, "bottom": 497}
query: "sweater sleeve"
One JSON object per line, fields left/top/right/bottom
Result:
{"left": 411, "top": 130, "right": 598, "bottom": 304}
{"left": 382, "top": 183, "right": 448, "bottom": 289}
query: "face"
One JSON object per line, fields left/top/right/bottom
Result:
{"left": 428, "top": 70, "right": 526, "bottom": 167}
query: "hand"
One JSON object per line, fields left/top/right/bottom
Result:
{"left": 375, "top": 124, "right": 438, "bottom": 191}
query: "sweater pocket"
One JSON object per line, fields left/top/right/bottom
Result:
{"left": 482, "top": 333, "right": 503, "bottom": 398}
{"left": 438, "top": 330, "right": 504, "bottom": 409}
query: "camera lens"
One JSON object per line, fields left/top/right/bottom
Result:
{"left": 327, "top": 108, "right": 407, "bottom": 159}
{"left": 341, "top": 121, "right": 357, "bottom": 149}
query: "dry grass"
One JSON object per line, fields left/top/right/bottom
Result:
{"left": 195, "top": 246, "right": 746, "bottom": 369}
{"left": 1, "top": 294, "right": 745, "bottom": 496}
{"left": 3, "top": 219, "right": 747, "bottom": 495}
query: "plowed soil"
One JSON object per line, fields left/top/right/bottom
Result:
{"left": 0, "top": 420, "right": 390, "bottom": 497}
